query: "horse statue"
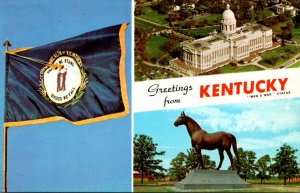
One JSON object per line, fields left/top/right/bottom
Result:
{"left": 174, "top": 111, "right": 240, "bottom": 172}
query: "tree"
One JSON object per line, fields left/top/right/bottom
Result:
{"left": 163, "top": 39, "right": 178, "bottom": 53}
{"left": 168, "top": 12, "right": 180, "bottom": 24}
{"left": 157, "top": 1, "right": 173, "bottom": 14}
{"left": 256, "top": 154, "right": 271, "bottom": 184}
{"left": 169, "top": 152, "right": 189, "bottom": 181}
{"left": 169, "top": 149, "right": 216, "bottom": 181}
{"left": 271, "top": 144, "right": 299, "bottom": 185}
{"left": 256, "top": 0, "right": 267, "bottom": 23}
{"left": 135, "top": 28, "right": 149, "bottom": 61}
{"left": 186, "top": 148, "right": 216, "bottom": 169}
{"left": 289, "top": 0, "right": 300, "bottom": 9}
{"left": 183, "top": 20, "right": 195, "bottom": 29}
{"left": 198, "top": 19, "right": 208, "bottom": 28}
{"left": 202, "top": 155, "right": 216, "bottom": 169}
{"left": 186, "top": 148, "right": 199, "bottom": 169}
{"left": 294, "top": 11, "right": 300, "bottom": 28}
{"left": 281, "top": 24, "right": 293, "bottom": 46}
{"left": 134, "top": 134, "right": 166, "bottom": 184}
{"left": 233, "top": 148, "right": 256, "bottom": 181}
{"left": 134, "top": 2, "right": 144, "bottom": 16}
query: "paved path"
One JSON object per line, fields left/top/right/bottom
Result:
{"left": 135, "top": 17, "right": 170, "bottom": 29}
{"left": 281, "top": 52, "right": 300, "bottom": 68}
{"left": 241, "top": 56, "right": 269, "bottom": 70}
{"left": 136, "top": 16, "right": 193, "bottom": 40}
{"left": 143, "top": 60, "right": 186, "bottom": 77}
{"left": 156, "top": 54, "right": 168, "bottom": 65}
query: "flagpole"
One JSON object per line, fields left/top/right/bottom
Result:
{"left": 2, "top": 126, "right": 7, "bottom": 193}
{"left": 3, "top": 40, "right": 11, "bottom": 193}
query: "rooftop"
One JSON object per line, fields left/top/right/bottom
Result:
{"left": 181, "top": 35, "right": 224, "bottom": 50}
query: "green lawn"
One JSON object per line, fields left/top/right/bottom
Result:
{"left": 248, "top": 178, "right": 300, "bottom": 186}
{"left": 134, "top": 178, "right": 157, "bottom": 185}
{"left": 140, "top": 6, "right": 168, "bottom": 25}
{"left": 134, "top": 186, "right": 175, "bottom": 192}
{"left": 256, "top": 8, "right": 274, "bottom": 20}
{"left": 134, "top": 185, "right": 300, "bottom": 192}
{"left": 134, "top": 178, "right": 300, "bottom": 192}
{"left": 258, "top": 45, "right": 300, "bottom": 68}
{"left": 267, "top": 17, "right": 300, "bottom": 42}
{"left": 209, "top": 64, "right": 264, "bottom": 75}
{"left": 288, "top": 61, "right": 300, "bottom": 68}
{"left": 146, "top": 35, "right": 169, "bottom": 61}
{"left": 220, "top": 65, "right": 264, "bottom": 73}
{"left": 135, "top": 62, "right": 178, "bottom": 81}
{"left": 264, "top": 8, "right": 275, "bottom": 18}
{"left": 135, "top": 18, "right": 157, "bottom": 31}
{"left": 194, "top": 14, "right": 222, "bottom": 25}
{"left": 292, "top": 27, "right": 300, "bottom": 42}
{"left": 272, "top": 21, "right": 290, "bottom": 34}
{"left": 181, "top": 14, "right": 221, "bottom": 27}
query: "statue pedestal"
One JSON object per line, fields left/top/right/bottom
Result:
{"left": 175, "top": 169, "right": 251, "bottom": 190}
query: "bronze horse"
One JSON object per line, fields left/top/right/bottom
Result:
{"left": 174, "top": 112, "right": 239, "bottom": 171}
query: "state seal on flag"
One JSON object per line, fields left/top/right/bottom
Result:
{"left": 39, "top": 51, "right": 88, "bottom": 107}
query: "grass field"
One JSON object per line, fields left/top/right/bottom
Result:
{"left": 135, "top": 18, "right": 157, "bottom": 31}
{"left": 267, "top": 16, "right": 293, "bottom": 34}
{"left": 258, "top": 45, "right": 300, "bottom": 68}
{"left": 219, "top": 64, "right": 264, "bottom": 73}
{"left": 204, "top": 64, "right": 264, "bottom": 75}
{"left": 181, "top": 13, "right": 221, "bottom": 27}
{"left": 248, "top": 178, "right": 300, "bottom": 186}
{"left": 134, "top": 177, "right": 300, "bottom": 192}
{"left": 134, "top": 184, "right": 300, "bottom": 192}
{"left": 263, "top": 8, "right": 275, "bottom": 18}
{"left": 292, "top": 27, "right": 300, "bottom": 42}
{"left": 194, "top": 14, "right": 221, "bottom": 25}
{"left": 146, "top": 35, "right": 169, "bottom": 61}
{"left": 140, "top": 6, "right": 168, "bottom": 25}
{"left": 288, "top": 61, "right": 300, "bottom": 68}
{"left": 134, "top": 186, "right": 175, "bottom": 192}
{"left": 135, "top": 62, "right": 178, "bottom": 81}
{"left": 272, "top": 21, "right": 289, "bottom": 34}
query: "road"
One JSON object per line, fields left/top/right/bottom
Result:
{"left": 135, "top": 17, "right": 171, "bottom": 29}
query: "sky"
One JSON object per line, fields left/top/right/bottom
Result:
{"left": 134, "top": 98, "right": 300, "bottom": 171}
{"left": 0, "top": 0, "right": 132, "bottom": 192}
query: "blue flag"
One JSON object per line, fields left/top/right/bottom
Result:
{"left": 4, "top": 23, "right": 129, "bottom": 127}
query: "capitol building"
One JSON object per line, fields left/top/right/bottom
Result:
{"left": 170, "top": 4, "right": 273, "bottom": 75}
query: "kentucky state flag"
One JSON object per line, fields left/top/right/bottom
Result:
{"left": 4, "top": 23, "right": 129, "bottom": 127}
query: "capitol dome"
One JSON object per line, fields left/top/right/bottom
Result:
{"left": 221, "top": 4, "right": 236, "bottom": 35}
{"left": 222, "top": 4, "right": 235, "bottom": 20}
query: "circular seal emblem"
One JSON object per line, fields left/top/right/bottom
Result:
{"left": 39, "top": 51, "right": 88, "bottom": 108}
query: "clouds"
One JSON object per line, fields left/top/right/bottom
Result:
{"left": 230, "top": 131, "right": 300, "bottom": 154}
{"left": 186, "top": 99, "right": 300, "bottom": 133}
{"left": 239, "top": 138, "right": 279, "bottom": 150}
{"left": 276, "top": 131, "right": 300, "bottom": 145}
{"left": 134, "top": 98, "right": 300, "bottom": 169}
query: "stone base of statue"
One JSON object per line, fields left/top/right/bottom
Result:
{"left": 175, "top": 169, "right": 251, "bottom": 190}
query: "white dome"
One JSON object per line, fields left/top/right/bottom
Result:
{"left": 221, "top": 4, "right": 236, "bottom": 35}
{"left": 222, "top": 4, "right": 235, "bottom": 21}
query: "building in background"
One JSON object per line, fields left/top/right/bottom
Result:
{"left": 274, "top": 2, "right": 296, "bottom": 17}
